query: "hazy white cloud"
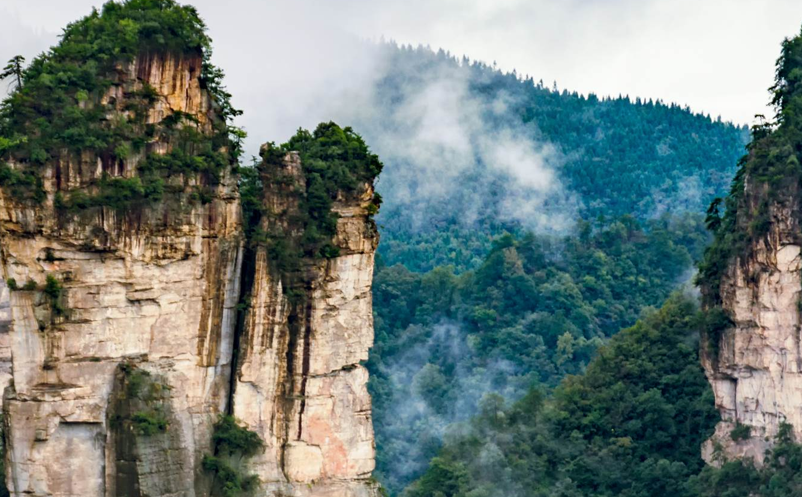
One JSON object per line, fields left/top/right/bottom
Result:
{"left": 354, "top": 51, "right": 576, "bottom": 232}
{"left": 4, "top": 0, "right": 801, "bottom": 138}
{"left": 375, "top": 321, "right": 528, "bottom": 488}
{"left": 0, "top": 0, "right": 580, "bottom": 234}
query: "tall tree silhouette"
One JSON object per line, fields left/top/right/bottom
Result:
{"left": 0, "top": 55, "right": 25, "bottom": 92}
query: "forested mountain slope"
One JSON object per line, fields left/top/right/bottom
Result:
{"left": 369, "top": 214, "right": 710, "bottom": 492}
{"left": 366, "top": 45, "right": 748, "bottom": 272}
{"left": 364, "top": 44, "right": 748, "bottom": 494}
{"left": 398, "top": 24, "right": 802, "bottom": 497}
{"left": 404, "top": 293, "right": 718, "bottom": 497}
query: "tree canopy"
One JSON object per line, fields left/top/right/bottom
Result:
{"left": 0, "top": 0, "right": 240, "bottom": 210}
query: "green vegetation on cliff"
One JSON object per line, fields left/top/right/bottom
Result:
{"left": 0, "top": 0, "right": 241, "bottom": 210}
{"left": 267, "top": 122, "right": 381, "bottom": 259}
{"left": 698, "top": 28, "right": 802, "bottom": 303}
{"left": 203, "top": 415, "right": 264, "bottom": 497}
{"left": 240, "top": 121, "right": 382, "bottom": 285}
{"left": 689, "top": 423, "right": 802, "bottom": 496}
{"left": 114, "top": 365, "right": 171, "bottom": 434}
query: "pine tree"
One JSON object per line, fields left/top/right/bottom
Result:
{"left": 0, "top": 55, "right": 25, "bottom": 91}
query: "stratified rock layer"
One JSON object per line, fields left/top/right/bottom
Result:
{"left": 701, "top": 189, "right": 802, "bottom": 464}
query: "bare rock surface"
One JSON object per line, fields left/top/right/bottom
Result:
{"left": 232, "top": 151, "right": 380, "bottom": 496}
{"left": 702, "top": 192, "right": 802, "bottom": 464}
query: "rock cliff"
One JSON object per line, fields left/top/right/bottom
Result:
{"left": 232, "top": 147, "right": 379, "bottom": 497}
{"left": 698, "top": 31, "right": 802, "bottom": 464}
{"left": 0, "top": 50, "right": 242, "bottom": 496}
{"left": 0, "top": 2, "right": 381, "bottom": 496}
{"left": 700, "top": 187, "right": 802, "bottom": 464}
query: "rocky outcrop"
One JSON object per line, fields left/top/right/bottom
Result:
{"left": 0, "top": 52, "right": 242, "bottom": 496}
{"left": 696, "top": 26, "right": 802, "bottom": 467}
{"left": 701, "top": 184, "right": 802, "bottom": 464}
{"left": 0, "top": 49, "right": 380, "bottom": 496}
{"left": 232, "top": 151, "right": 379, "bottom": 497}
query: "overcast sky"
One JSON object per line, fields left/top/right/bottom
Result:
{"left": 3, "top": 0, "right": 802, "bottom": 147}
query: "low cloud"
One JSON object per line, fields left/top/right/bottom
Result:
{"left": 374, "top": 322, "right": 529, "bottom": 491}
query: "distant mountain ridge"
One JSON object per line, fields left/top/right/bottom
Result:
{"left": 363, "top": 43, "right": 749, "bottom": 494}
{"left": 364, "top": 44, "right": 749, "bottom": 272}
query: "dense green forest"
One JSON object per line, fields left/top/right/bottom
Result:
{"left": 363, "top": 42, "right": 748, "bottom": 495}
{"left": 403, "top": 293, "right": 718, "bottom": 497}
{"left": 387, "top": 25, "right": 802, "bottom": 497}
{"left": 365, "top": 44, "right": 748, "bottom": 272}
{"left": 368, "top": 214, "right": 710, "bottom": 492}
{"left": 402, "top": 295, "right": 802, "bottom": 497}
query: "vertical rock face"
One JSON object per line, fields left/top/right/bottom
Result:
{"left": 232, "top": 151, "right": 380, "bottom": 497}
{"left": 0, "top": 52, "right": 242, "bottom": 496}
{"left": 0, "top": 53, "right": 380, "bottom": 497}
{"left": 698, "top": 30, "right": 802, "bottom": 466}
{"left": 701, "top": 189, "right": 802, "bottom": 463}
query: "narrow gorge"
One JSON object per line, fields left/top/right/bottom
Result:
{"left": 0, "top": 2, "right": 381, "bottom": 496}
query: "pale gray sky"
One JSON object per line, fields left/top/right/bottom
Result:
{"left": 3, "top": 0, "right": 802, "bottom": 147}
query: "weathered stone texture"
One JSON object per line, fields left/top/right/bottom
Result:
{"left": 0, "top": 52, "right": 380, "bottom": 497}
{"left": 0, "top": 52, "right": 242, "bottom": 496}
{"left": 702, "top": 192, "right": 802, "bottom": 464}
{"left": 232, "top": 154, "right": 379, "bottom": 496}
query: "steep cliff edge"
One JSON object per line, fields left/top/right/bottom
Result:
{"left": 0, "top": 2, "right": 382, "bottom": 496}
{"left": 0, "top": 3, "right": 242, "bottom": 495}
{"left": 697, "top": 30, "right": 802, "bottom": 464}
{"left": 232, "top": 126, "right": 382, "bottom": 497}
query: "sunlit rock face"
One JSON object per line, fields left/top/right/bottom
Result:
{"left": 0, "top": 51, "right": 380, "bottom": 497}
{"left": 0, "top": 52, "right": 242, "bottom": 496}
{"left": 232, "top": 151, "right": 380, "bottom": 497}
{"left": 701, "top": 187, "right": 802, "bottom": 465}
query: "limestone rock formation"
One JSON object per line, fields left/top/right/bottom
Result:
{"left": 0, "top": 51, "right": 242, "bottom": 496}
{"left": 0, "top": 54, "right": 379, "bottom": 497}
{"left": 233, "top": 150, "right": 379, "bottom": 497}
{"left": 0, "top": 5, "right": 381, "bottom": 496}
{"left": 701, "top": 193, "right": 802, "bottom": 464}
{"left": 698, "top": 29, "right": 802, "bottom": 465}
